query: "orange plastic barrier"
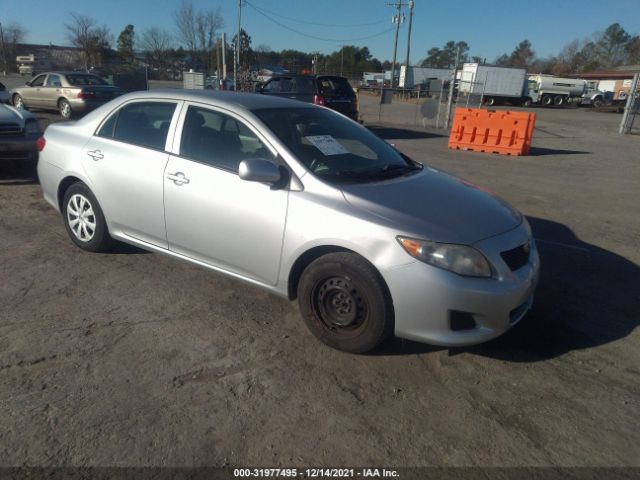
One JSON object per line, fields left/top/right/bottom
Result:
{"left": 448, "top": 108, "right": 536, "bottom": 156}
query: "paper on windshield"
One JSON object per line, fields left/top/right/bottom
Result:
{"left": 305, "top": 135, "right": 349, "bottom": 156}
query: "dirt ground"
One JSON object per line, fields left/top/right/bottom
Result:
{"left": 0, "top": 97, "right": 639, "bottom": 468}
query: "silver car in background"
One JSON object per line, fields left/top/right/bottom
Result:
{"left": 37, "top": 90, "right": 539, "bottom": 353}
{"left": 10, "top": 72, "right": 122, "bottom": 119}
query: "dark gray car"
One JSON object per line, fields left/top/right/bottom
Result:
{"left": 259, "top": 75, "right": 358, "bottom": 121}
{"left": 10, "top": 72, "right": 123, "bottom": 119}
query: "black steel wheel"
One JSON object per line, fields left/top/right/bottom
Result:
{"left": 298, "top": 252, "right": 394, "bottom": 353}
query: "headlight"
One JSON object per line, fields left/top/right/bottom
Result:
{"left": 24, "top": 119, "right": 40, "bottom": 136}
{"left": 397, "top": 236, "right": 493, "bottom": 278}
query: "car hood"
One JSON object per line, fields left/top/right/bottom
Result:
{"left": 0, "top": 104, "right": 31, "bottom": 126}
{"left": 340, "top": 167, "right": 522, "bottom": 244}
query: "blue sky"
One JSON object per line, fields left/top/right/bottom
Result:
{"left": 2, "top": 0, "right": 639, "bottom": 63}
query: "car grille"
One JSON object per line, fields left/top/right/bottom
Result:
{"left": 0, "top": 123, "right": 22, "bottom": 136}
{"left": 500, "top": 242, "right": 530, "bottom": 271}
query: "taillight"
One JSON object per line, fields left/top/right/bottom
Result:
{"left": 36, "top": 137, "right": 46, "bottom": 152}
{"left": 313, "top": 94, "right": 326, "bottom": 106}
{"left": 77, "top": 91, "right": 96, "bottom": 99}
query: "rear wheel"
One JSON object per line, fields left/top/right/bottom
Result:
{"left": 13, "top": 94, "right": 26, "bottom": 110}
{"left": 553, "top": 95, "right": 565, "bottom": 106}
{"left": 62, "top": 182, "right": 113, "bottom": 252}
{"left": 484, "top": 97, "right": 496, "bottom": 106}
{"left": 58, "top": 99, "right": 72, "bottom": 119}
{"left": 542, "top": 94, "right": 553, "bottom": 106}
{"left": 297, "top": 252, "right": 394, "bottom": 353}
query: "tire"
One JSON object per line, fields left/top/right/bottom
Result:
{"left": 13, "top": 94, "right": 26, "bottom": 110}
{"left": 553, "top": 95, "right": 564, "bottom": 106}
{"left": 521, "top": 97, "right": 532, "bottom": 108}
{"left": 297, "top": 252, "right": 394, "bottom": 353}
{"left": 542, "top": 94, "right": 553, "bottom": 106}
{"left": 62, "top": 182, "right": 113, "bottom": 252}
{"left": 58, "top": 99, "right": 72, "bottom": 119}
{"left": 484, "top": 97, "right": 496, "bottom": 106}
{"left": 592, "top": 97, "right": 603, "bottom": 108}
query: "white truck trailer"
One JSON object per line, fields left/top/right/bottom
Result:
{"left": 398, "top": 65, "right": 452, "bottom": 89}
{"left": 459, "top": 63, "right": 527, "bottom": 105}
{"left": 16, "top": 54, "right": 51, "bottom": 76}
{"left": 459, "top": 63, "right": 587, "bottom": 107}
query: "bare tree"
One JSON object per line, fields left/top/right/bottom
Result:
{"left": 174, "top": 0, "right": 223, "bottom": 72}
{"left": 174, "top": 0, "right": 197, "bottom": 53}
{"left": 140, "top": 27, "right": 174, "bottom": 72}
{"left": 65, "top": 14, "right": 112, "bottom": 69}
{"left": 1, "top": 22, "right": 27, "bottom": 72}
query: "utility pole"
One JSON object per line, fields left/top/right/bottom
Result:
{"left": 234, "top": 0, "right": 242, "bottom": 91}
{"left": 387, "top": 1, "right": 407, "bottom": 88}
{"left": 0, "top": 23, "right": 7, "bottom": 76}
{"left": 339, "top": 45, "right": 344, "bottom": 77}
{"left": 445, "top": 46, "right": 461, "bottom": 130}
{"left": 403, "top": 0, "right": 414, "bottom": 71}
{"left": 222, "top": 32, "right": 227, "bottom": 83}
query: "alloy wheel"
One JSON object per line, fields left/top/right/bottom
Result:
{"left": 66, "top": 194, "right": 96, "bottom": 242}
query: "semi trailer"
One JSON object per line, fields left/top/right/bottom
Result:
{"left": 459, "top": 63, "right": 587, "bottom": 107}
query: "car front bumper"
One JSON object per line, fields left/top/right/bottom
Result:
{"left": 383, "top": 223, "right": 540, "bottom": 347}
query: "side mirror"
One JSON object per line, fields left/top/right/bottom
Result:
{"left": 25, "top": 81, "right": 32, "bottom": 87}
{"left": 239, "top": 159, "right": 282, "bottom": 184}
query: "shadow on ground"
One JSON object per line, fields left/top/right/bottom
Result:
{"left": 0, "top": 160, "right": 38, "bottom": 185}
{"left": 367, "top": 126, "right": 446, "bottom": 140}
{"left": 376, "top": 217, "right": 639, "bottom": 360}
{"left": 529, "top": 147, "right": 590, "bottom": 156}
{"left": 468, "top": 216, "right": 639, "bottom": 361}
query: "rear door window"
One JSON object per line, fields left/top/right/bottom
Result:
{"left": 319, "top": 77, "right": 355, "bottom": 97}
{"left": 45, "top": 74, "right": 62, "bottom": 87}
{"left": 97, "top": 101, "right": 177, "bottom": 150}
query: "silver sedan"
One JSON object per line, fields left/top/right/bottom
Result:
{"left": 37, "top": 90, "right": 539, "bottom": 353}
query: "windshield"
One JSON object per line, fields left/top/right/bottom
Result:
{"left": 254, "top": 107, "right": 421, "bottom": 184}
{"left": 66, "top": 74, "right": 108, "bottom": 86}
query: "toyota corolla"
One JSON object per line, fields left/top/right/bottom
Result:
{"left": 36, "top": 90, "right": 539, "bottom": 353}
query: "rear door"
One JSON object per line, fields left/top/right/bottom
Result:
{"left": 42, "top": 74, "right": 63, "bottom": 109}
{"left": 81, "top": 100, "right": 181, "bottom": 248}
{"left": 289, "top": 76, "right": 317, "bottom": 103}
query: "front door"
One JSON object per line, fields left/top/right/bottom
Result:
{"left": 81, "top": 100, "right": 180, "bottom": 248}
{"left": 163, "top": 104, "right": 288, "bottom": 285}
{"left": 22, "top": 74, "right": 46, "bottom": 108}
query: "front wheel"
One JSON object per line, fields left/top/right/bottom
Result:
{"left": 592, "top": 97, "right": 603, "bottom": 108}
{"left": 521, "top": 97, "right": 532, "bottom": 108}
{"left": 13, "top": 94, "right": 26, "bottom": 110}
{"left": 297, "top": 253, "right": 394, "bottom": 353}
{"left": 62, "top": 182, "right": 113, "bottom": 252}
{"left": 59, "top": 99, "right": 72, "bottom": 119}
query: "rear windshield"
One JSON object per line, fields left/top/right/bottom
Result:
{"left": 318, "top": 77, "right": 355, "bottom": 97}
{"left": 66, "top": 74, "right": 108, "bottom": 86}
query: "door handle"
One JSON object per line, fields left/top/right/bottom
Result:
{"left": 166, "top": 171, "right": 190, "bottom": 185}
{"left": 86, "top": 149, "right": 104, "bottom": 161}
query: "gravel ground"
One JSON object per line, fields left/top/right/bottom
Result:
{"left": 0, "top": 93, "right": 639, "bottom": 468}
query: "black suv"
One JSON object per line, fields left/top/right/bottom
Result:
{"left": 258, "top": 75, "right": 358, "bottom": 121}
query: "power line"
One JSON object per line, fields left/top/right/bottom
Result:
{"left": 245, "top": 2, "right": 395, "bottom": 43}
{"left": 245, "top": 2, "right": 387, "bottom": 28}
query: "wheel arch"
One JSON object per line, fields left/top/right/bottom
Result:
{"left": 57, "top": 175, "right": 84, "bottom": 211}
{"left": 286, "top": 245, "right": 394, "bottom": 309}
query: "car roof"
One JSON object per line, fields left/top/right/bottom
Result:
{"left": 117, "top": 89, "right": 316, "bottom": 112}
